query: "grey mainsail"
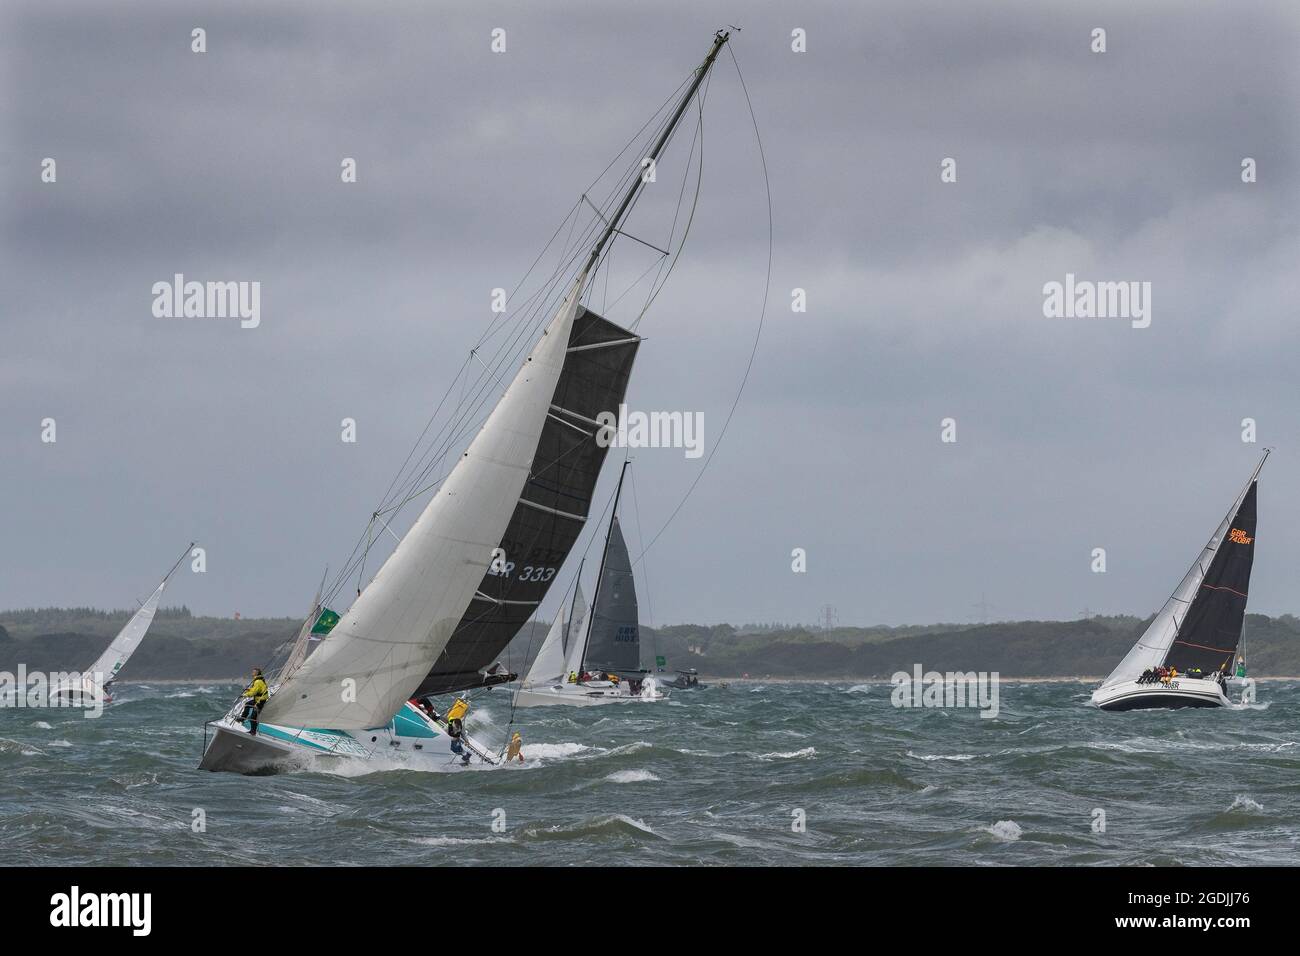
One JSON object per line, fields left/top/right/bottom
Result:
{"left": 582, "top": 514, "right": 640, "bottom": 675}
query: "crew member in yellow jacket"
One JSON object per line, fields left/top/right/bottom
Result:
{"left": 240, "top": 668, "right": 269, "bottom": 736}
{"left": 505, "top": 731, "right": 525, "bottom": 763}
{"left": 445, "top": 697, "right": 471, "bottom": 765}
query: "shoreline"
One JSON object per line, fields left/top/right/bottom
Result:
{"left": 115, "top": 675, "right": 1298, "bottom": 686}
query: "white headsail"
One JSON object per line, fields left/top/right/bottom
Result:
{"left": 1099, "top": 452, "right": 1269, "bottom": 688}
{"left": 562, "top": 583, "right": 589, "bottom": 679}
{"left": 260, "top": 276, "right": 587, "bottom": 730}
{"left": 523, "top": 608, "right": 568, "bottom": 687}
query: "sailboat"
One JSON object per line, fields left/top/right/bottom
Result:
{"left": 513, "top": 462, "right": 668, "bottom": 707}
{"left": 47, "top": 543, "right": 193, "bottom": 707}
{"left": 1092, "top": 452, "right": 1267, "bottom": 711}
{"left": 199, "top": 30, "right": 729, "bottom": 772}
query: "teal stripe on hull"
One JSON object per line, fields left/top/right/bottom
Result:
{"left": 245, "top": 721, "right": 353, "bottom": 752}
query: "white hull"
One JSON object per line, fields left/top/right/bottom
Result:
{"left": 1092, "top": 676, "right": 1230, "bottom": 712}
{"left": 512, "top": 680, "right": 668, "bottom": 708}
{"left": 199, "top": 700, "right": 499, "bottom": 774}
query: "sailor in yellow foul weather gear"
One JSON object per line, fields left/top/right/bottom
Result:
{"left": 506, "top": 731, "right": 524, "bottom": 763}
{"left": 240, "top": 668, "right": 269, "bottom": 736}
{"left": 444, "top": 697, "right": 471, "bottom": 765}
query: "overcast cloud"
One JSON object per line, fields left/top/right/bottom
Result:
{"left": 2, "top": 0, "right": 1298, "bottom": 627}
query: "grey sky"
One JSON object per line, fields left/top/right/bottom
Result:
{"left": 3, "top": 0, "right": 1298, "bottom": 628}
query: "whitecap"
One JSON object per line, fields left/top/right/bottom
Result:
{"left": 604, "top": 769, "right": 659, "bottom": 784}
{"left": 1227, "top": 795, "right": 1264, "bottom": 813}
{"left": 525, "top": 741, "right": 591, "bottom": 760}
{"left": 753, "top": 746, "right": 816, "bottom": 761}
{"left": 906, "top": 750, "right": 975, "bottom": 762}
{"left": 409, "top": 835, "right": 511, "bottom": 847}
{"left": 985, "top": 820, "right": 1022, "bottom": 841}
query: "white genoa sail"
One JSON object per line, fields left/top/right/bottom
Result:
{"left": 523, "top": 608, "right": 568, "bottom": 687}
{"left": 1099, "top": 452, "right": 1269, "bottom": 689}
{"left": 561, "top": 583, "right": 589, "bottom": 679}
{"left": 259, "top": 277, "right": 586, "bottom": 730}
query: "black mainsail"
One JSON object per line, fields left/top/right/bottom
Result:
{"left": 409, "top": 29, "right": 732, "bottom": 699}
{"left": 412, "top": 309, "right": 639, "bottom": 696}
{"left": 1162, "top": 482, "right": 1257, "bottom": 675}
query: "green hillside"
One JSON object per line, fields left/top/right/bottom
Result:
{"left": 3, "top": 607, "right": 1297, "bottom": 680}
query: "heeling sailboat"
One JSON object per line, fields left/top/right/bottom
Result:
{"left": 47, "top": 542, "right": 193, "bottom": 707}
{"left": 199, "top": 30, "right": 728, "bottom": 773}
{"left": 513, "top": 462, "right": 668, "bottom": 707}
{"left": 1092, "top": 451, "right": 1268, "bottom": 712}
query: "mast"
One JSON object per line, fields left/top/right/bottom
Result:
{"left": 582, "top": 29, "right": 731, "bottom": 277}
{"left": 161, "top": 542, "right": 196, "bottom": 587}
{"left": 579, "top": 459, "right": 632, "bottom": 670}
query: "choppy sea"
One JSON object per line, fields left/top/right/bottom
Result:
{"left": 2, "top": 680, "right": 1296, "bottom": 866}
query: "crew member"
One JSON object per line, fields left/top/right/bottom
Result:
{"left": 506, "top": 731, "right": 525, "bottom": 764}
{"left": 241, "top": 667, "right": 269, "bottom": 736}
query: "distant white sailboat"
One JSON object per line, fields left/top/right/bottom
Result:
{"left": 514, "top": 462, "right": 668, "bottom": 708}
{"left": 47, "top": 542, "right": 193, "bottom": 707}
{"left": 1092, "top": 452, "right": 1268, "bottom": 712}
{"left": 199, "top": 30, "right": 729, "bottom": 772}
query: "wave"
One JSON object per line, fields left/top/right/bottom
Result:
{"left": 752, "top": 746, "right": 815, "bottom": 761}
{"left": 525, "top": 742, "right": 591, "bottom": 760}
{"left": 408, "top": 835, "right": 512, "bottom": 847}
{"left": 0, "top": 737, "right": 43, "bottom": 756}
{"left": 519, "top": 813, "right": 663, "bottom": 843}
{"left": 984, "top": 820, "right": 1023, "bottom": 841}
{"left": 603, "top": 769, "right": 660, "bottom": 784}
{"left": 1226, "top": 795, "right": 1264, "bottom": 814}
{"left": 907, "top": 750, "right": 976, "bottom": 762}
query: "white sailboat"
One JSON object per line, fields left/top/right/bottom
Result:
{"left": 199, "top": 30, "right": 729, "bottom": 772}
{"left": 513, "top": 462, "right": 668, "bottom": 707}
{"left": 1092, "top": 452, "right": 1268, "bottom": 711}
{"left": 47, "top": 542, "right": 193, "bottom": 707}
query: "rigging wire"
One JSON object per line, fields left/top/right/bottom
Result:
{"left": 320, "top": 70, "right": 706, "bottom": 612}
{"left": 369, "top": 75, "right": 711, "bottom": 694}
{"left": 629, "top": 42, "right": 771, "bottom": 570}
{"left": 294, "top": 43, "right": 751, "bottom": 748}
